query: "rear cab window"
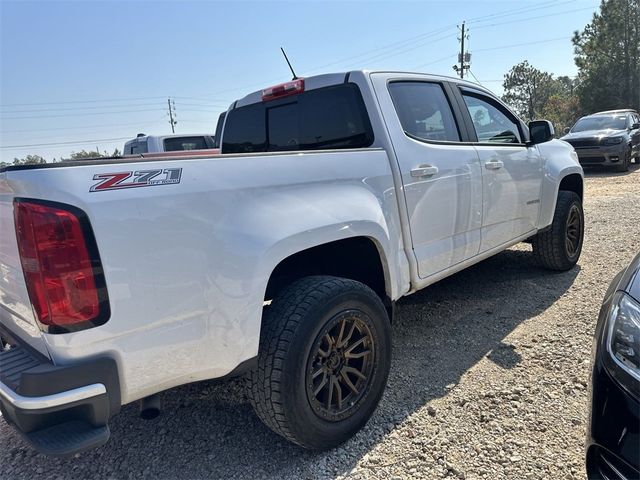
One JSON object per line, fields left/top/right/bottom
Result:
{"left": 126, "top": 139, "right": 148, "bottom": 155}
{"left": 163, "top": 136, "right": 209, "bottom": 152}
{"left": 221, "top": 83, "right": 374, "bottom": 154}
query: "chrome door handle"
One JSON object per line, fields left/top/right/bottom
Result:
{"left": 485, "top": 160, "right": 504, "bottom": 170}
{"left": 410, "top": 165, "right": 439, "bottom": 177}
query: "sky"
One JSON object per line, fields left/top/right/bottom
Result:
{"left": 0, "top": 0, "right": 600, "bottom": 162}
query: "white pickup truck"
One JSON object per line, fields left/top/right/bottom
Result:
{"left": 0, "top": 71, "right": 584, "bottom": 456}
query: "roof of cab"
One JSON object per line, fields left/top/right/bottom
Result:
{"left": 125, "top": 133, "right": 214, "bottom": 144}
{"left": 232, "top": 70, "right": 492, "bottom": 109}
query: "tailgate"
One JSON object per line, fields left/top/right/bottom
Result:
{"left": 0, "top": 175, "right": 50, "bottom": 358}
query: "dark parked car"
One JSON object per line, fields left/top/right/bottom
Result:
{"left": 562, "top": 109, "right": 640, "bottom": 172}
{"left": 587, "top": 252, "right": 640, "bottom": 479}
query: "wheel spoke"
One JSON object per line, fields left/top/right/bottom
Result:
{"left": 343, "top": 366, "right": 366, "bottom": 380}
{"left": 332, "top": 376, "right": 342, "bottom": 410}
{"left": 336, "top": 318, "right": 347, "bottom": 347}
{"left": 566, "top": 238, "right": 574, "bottom": 254}
{"left": 344, "top": 336, "right": 366, "bottom": 355}
{"left": 312, "top": 367, "right": 325, "bottom": 379}
{"left": 324, "top": 333, "right": 335, "bottom": 350}
{"left": 338, "top": 321, "right": 357, "bottom": 348}
{"left": 340, "top": 369, "right": 360, "bottom": 395}
{"left": 314, "top": 372, "right": 328, "bottom": 396}
{"left": 345, "top": 348, "right": 371, "bottom": 359}
{"left": 326, "top": 375, "right": 338, "bottom": 410}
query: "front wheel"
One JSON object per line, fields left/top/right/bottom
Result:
{"left": 247, "top": 276, "right": 391, "bottom": 450}
{"left": 532, "top": 190, "right": 584, "bottom": 271}
{"left": 614, "top": 148, "right": 631, "bottom": 172}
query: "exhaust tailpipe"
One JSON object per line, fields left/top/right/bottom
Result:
{"left": 139, "top": 394, "right": 161, "bottom": 420}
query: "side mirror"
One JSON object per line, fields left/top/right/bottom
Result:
{"left": 631, "top": 122, "right": 640, "bottom": 130}
{"left": 529, "top": 120, "right": 555, "bottom": 145}
{"left": 563, "top": 127, "right": 571, "bottom": 135}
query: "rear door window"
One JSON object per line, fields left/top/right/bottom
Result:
{"left": 221, "top": 83, "right": 374, "bottom": 153}
{"left": 388, "top": 82, "right": 461, "bottom": 142}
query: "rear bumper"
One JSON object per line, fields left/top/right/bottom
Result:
{"left": 0, "top": 328, "right": 120, "bottom": 456}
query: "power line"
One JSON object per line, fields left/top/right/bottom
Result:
{"left": 413, "top": 54, "right": 458, "bottom": 69}
{"left": 473, "top": 36, "right": 570, "bottom": 53}
{"left": 0, "top": 96, "right": 167, "bottom": 108}
{"left": 305, "top": 26, "right": 454, "bottom": 73}
{"left": 472, "top": 5, "right": 599, "bottom": 30}
{"left": 467, "top": 0, "right": 576, "bottom": 24}
{"left": 350, "top": 33, "right": 457, "bottom": 68}
{"left": 2, "top": 108, "right": 163, "bottom": 120}
{"left": 467, "top": 70, "right": 484, "bottom": 85}
{"left": 0, "top": 102, "right": 165, "bottom": 114}
{"left": 1, "top": 118, "right": 167, "bottom": 134}
{"left": 182, "top": 1, "right": 594, "bottom": 100}
{"left": 1, "top": 137, "right": 131, "bottom": 149}
{"left": 413, "top": 35, "right": 575, "bottom": 71}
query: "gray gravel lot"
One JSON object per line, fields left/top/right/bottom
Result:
{"left": 2, "top": 165, "right": 639, "bottom": 479}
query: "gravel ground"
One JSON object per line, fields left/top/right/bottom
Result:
{"left": 1, "top": 164, "right": 639, "bottom": 479}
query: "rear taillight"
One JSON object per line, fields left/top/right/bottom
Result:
{"left": 261, "top": 79, "right": 305, "bottom": 101}
{"left": 13, "top": 199, "right": 109, "bottom": 332}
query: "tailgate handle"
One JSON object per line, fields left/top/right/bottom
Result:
{"left": 410, "top": 165, "right": 439, "bottom": 177}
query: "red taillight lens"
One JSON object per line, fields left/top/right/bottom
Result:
{"left": 262, "top": 79, "right": 305, "bottom": 101}
{"left": 14, "top": 200, "right": 107, "bottom": 329}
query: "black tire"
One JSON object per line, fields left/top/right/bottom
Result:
{"left": 247, "top": 276, "right": 391, "bottom": 450}
{"left": 532, "top": 190, "right": 584, "bottom": 271}
{"left": 614, "top": 148, "right": 631, "bottom": 172}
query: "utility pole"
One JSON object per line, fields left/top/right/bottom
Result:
{"left": 167, "top": 98, "right": 177, "bottom": 133}
{"left": 453, "top": 21, "right": 470, "bottom": 79}
{"left": 459, "top": 21, "right": 465, "bottom": 78}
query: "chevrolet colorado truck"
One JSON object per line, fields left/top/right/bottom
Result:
{"left": 0, "top": 71, "right": 584, "bottom": 456}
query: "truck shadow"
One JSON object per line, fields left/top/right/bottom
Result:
{"left": 0, "top": 247, "right": 580, "bottom": 479}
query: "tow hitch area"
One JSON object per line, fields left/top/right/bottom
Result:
{"left": 0, "top": 333, "right": 120, "bottom": 457}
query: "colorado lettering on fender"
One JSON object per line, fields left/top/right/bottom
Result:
{"left": 90, "top": 168, "right": 182, "bottom": 192}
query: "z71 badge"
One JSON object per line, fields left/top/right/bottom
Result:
{"left": 90, "top": 168, "right": 182, "bottom": 192}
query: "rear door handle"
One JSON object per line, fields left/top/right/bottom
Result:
{"left": 485, "top": 160, "right": 504, "bottom": 170}
{"left": 410, "top": 165, "right": 439, "bottom": 177}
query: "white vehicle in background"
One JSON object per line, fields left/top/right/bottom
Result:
{"left": 0, "top": 71, "right": 584, "bottom": 457}
{"left": 123, "top": 133, "right": 216, "bottom": 155}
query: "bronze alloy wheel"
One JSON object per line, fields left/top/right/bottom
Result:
{"left": 306, "top": 310, "right": 376, "bottom": 422}
{"left": 565, "top": 204, "right": 582, "bottom": 258}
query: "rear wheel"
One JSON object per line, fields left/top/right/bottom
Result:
{"left": 247, "top": 276, "right": 391, "bottom": 450}
{"left": 532, "top": 190, "right": 584, "bottom": 271}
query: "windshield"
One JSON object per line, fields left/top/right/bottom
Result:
{"left": 571, "top": 115, "right": 627, "bottom": 132}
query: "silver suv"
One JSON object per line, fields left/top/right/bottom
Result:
{"left": 561, "top": 109, "right": 640, "bottom": 172}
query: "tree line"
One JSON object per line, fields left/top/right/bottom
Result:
{"left": 502, "top": 0, "right": 639, "bottom": 132}
{"left": 0, "top": 148, "right": 122, "bottom": 168}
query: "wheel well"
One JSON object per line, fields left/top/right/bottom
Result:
{"left": 559, "top": 173, "right": 583, "bottom": 200}
{"left": 265, "top": 237, "right": 388, "bottom": 304}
